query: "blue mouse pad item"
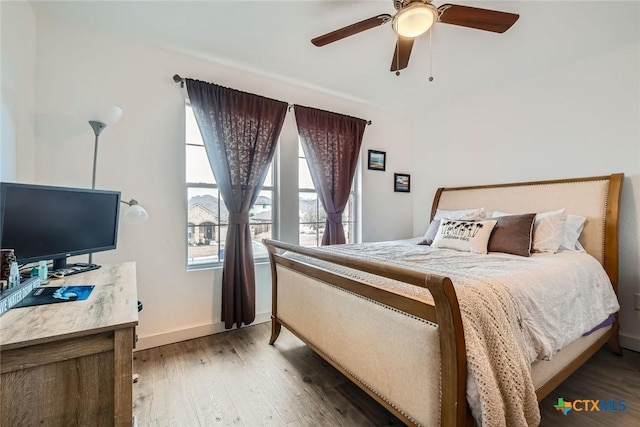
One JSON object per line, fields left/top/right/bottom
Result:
{"left": 13, "top": 285, "right": 95, "bottom": 308}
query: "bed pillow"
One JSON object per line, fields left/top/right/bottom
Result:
{"left": 531, "top": 209, "right": 568, "bottom": 253}
{"left": 487, "top": 213, "right": 536, "bottom": 257}
{"left": 431, "top": 219, "right": 497, "bottom": 254}
{"left": 559, "top": 214, "right": 587, "bottom": 251}
{"left": 420, "top": 208, "right": 485, "bottom": 245}
{"left": 418, "top": 220, "right": 440, "bottom": 246}
{"left": 433, "top": 207, "right": 486, "bottom": 221}
{"left": 493, "top": 209, "right": 567, "bottom": 253}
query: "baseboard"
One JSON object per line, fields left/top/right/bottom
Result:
{"left": 620, "top": 333, "right": 640, "bottom": 353}
{"left": 135, "top": 311, "right": 271, "bottom": 351}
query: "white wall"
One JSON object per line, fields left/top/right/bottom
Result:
{"left": 412, "top": 2, "right": 640, "bottom": 351}
{"left": 0, "top": 1, "right": 36, "bottom": 182}
{"left": 29, "top": 17, "right": 414, "bottom": 350}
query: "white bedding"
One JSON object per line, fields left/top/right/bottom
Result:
{"left": 285, "top": 239, "right": 619, "bottom": 425}
{"left": 303, "top": 239, "right": 619, "bottom": 362}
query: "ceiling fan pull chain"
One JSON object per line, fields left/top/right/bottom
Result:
{"left": 428, "top": 26, "right": 434, "bottom": 82}
{"left": 395, "top": 38, "right": 401, "bottom": 76}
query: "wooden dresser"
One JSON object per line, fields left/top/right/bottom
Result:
{"left": 0, "top": 262, "right": 139, "bottom": 427}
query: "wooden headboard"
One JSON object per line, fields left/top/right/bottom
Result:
{"left": 430, "top": 174, "right": 624, "bottom": 292}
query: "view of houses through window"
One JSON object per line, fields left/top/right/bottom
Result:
{"left": 298, "top": 142, "right": 355, "bottom": 247}
{"left": 186, "top": 105, "right": 358, "bottom": 267}
{"left": 186, "top": 105, "right": 273, "bottom": 267}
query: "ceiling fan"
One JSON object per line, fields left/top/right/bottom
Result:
{"left": 311, "top": 0, "right": 519, "bottom": 74}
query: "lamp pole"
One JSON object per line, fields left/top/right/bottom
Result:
{"left": 87, "top": 120, "right": 107, "bottom": 264}
{"left": 88, "top": 120, "right": 107, "bottom": 190}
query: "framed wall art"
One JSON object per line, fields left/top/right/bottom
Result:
{"left": 367, "top": 150, "right": 386, "bottom": 171}
{"left": 394, "top": 173, "right": 410, "bottom": 193}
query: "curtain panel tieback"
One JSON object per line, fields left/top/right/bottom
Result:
{"left": 229, "top": 212, "right": 250, "bottom": 224}
{"left": 327, "top": 213, "right": 343, "bottom": 224}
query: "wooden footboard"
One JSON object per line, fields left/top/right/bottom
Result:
{"left": 264, "top": 239, "right": 469, "bottom": 426}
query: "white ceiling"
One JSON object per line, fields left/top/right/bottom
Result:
{"left": 29, "top": 1, "right": 638, "bottom": 114}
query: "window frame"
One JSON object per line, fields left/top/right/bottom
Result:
{"left": 185, "top": 105, "right": 277, "bottom": 270}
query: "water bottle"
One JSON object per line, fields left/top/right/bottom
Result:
{"left": 38, "top": 260, "right": 48, "bottom": 281}
{"left": 9, "top": 262, "right": 20, "bottom": 288}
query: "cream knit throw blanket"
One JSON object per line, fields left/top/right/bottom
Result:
{"left": 456, "top": 282, "right": 540, "bottom": 427}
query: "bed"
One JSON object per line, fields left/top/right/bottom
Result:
{"left": 264, "top": 173, "right": 623, "bottom": 426}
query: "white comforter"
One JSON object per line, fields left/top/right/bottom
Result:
{"left": 312, "top": 239, "right": 619, "bottom": 363}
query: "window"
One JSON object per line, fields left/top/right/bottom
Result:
{"left": 298, "top": 142, "right": 356, "bottom": 247}
{"left": 185, "top": 105, "right": 274, "bottom": 267}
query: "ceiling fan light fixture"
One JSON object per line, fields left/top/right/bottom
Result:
{"left": 392, "top": 2, "right": 437, "bottom": 38}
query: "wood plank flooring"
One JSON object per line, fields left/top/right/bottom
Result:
{"left": 133, "top": 323, "right": 640, "bottom": 426}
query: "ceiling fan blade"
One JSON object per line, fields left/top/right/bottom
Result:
{"left": 390, "top": 36, "right": 414, "bottom": 72}
{"left": 312, "top": 14, "right": 392, "bottom": 47}
{"left": 438, "top": 4, "right": 519, "bottom": 33}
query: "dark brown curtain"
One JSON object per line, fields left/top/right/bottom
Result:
{"left": 186, "top": 79, "right": 287, "bottom": 329}
{"left": 294, "top": 105, "right": 366, "bottom": 245}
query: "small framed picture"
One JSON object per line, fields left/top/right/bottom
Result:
{"left": 394, "top": 173, "right": 410, "bottom": 193}
{"left": 367, "top": 150, "right": 386, "bottom": 171}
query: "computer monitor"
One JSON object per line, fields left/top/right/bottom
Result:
{"left": 0, "top": 183, "right": 121, "bottom": 270}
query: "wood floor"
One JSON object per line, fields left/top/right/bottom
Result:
{"left": 133, "top": 323, "right": 640, "bottom": 426}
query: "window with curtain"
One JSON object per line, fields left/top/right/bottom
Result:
{"left": 298, "top": 141, "right": 357, "bottom": 247}
{"left": 185, "top": 105, "right": 274, "bottom": 267}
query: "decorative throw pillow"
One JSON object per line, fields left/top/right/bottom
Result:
{"left": 487, "top": 213, "right": 536, "bottom": 257}
{"left": 532, "top": 209, "right": 567, "bottom": 253}
{"left": 559, "top": 214, "right": 587, "bottom": 251}
{"left": 418, "top": 220, "right": 440, "bottom": 246}
{"left": 433, "top": 207, "right": 486, "bottom": 221}
{"left": 432, "top": 219, "right": 497, "bottom": 254}
{"left": 493, "top": 209, "right": 567, "bottom": 253}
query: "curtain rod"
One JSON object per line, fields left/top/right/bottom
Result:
{"left": 173, "top": 74, "right": 372, "bottom": 126}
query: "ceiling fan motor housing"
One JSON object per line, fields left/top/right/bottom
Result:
{"left": 394, "top": 0, "right": 430, "bottom": 11}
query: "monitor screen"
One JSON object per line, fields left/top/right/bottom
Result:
{"left": 0, "top": 183, "right": 121, "bottom": 268}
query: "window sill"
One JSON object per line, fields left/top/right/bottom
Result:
{"left": 186, "top": 257, "right": 271, "bottom": 272}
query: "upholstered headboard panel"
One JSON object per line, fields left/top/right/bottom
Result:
{"left": 431, "top": 174, "right": 623, "bottom": 289}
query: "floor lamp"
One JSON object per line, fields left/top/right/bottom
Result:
{"left": 88, "top": 106, "right": 148, "bottom": 263}
{"left": 88, "top": 107, "right": 148, "bottom": 395}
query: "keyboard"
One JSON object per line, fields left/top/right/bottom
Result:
{"left": 51, "top": 263, "right": 101, "bottom": 277}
